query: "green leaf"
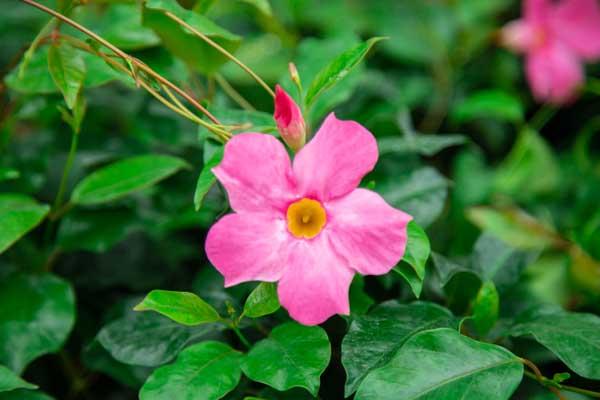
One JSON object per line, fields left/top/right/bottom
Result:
{"left": 452, "top": 89, "right": 523, "bottom": 123}
{"left": 342, "top": 301, "right": 456, "bottom": 396}
{"left": 243, "top": 282, "right": 280, "bottom": 319}
{"left": 471, "top": 281, "right": 499, "bottom": 336}
{"left": 0, "top": 274, "right": 75, "bottom": 373}
{"left": 97, "top": 311, "right": 223, "bottom": 367}
{"left": 239, "top": 0, "right": 272, "bottom": 15}
{"left": 194, "top": 147, "right": 223, "bottom": 211}
{"left": 467, "top": 206, "right": 558, "bottom": 250}
{"left": 305, "top": 37, "right": 385, "bottom": 107}
{"left": 140, "top": 341, "right": 242, "bottom": 400}
{"left": 378, "top": 134, "right": 467, "bottom": 157}
{"left": 431, "top": 252, "right": 472, "bottom": 287}
{"left": 509, "top": 307, "right": 600, "bottom": 379}
{"left": 402, "top": 221, "right": 430, "bottom": 280}
{"left": 143, "top": 0, "right": 241, "bottom": 75}
{"left": 0, "top": 168, "right": 19, "bottom": 182}
{"left": 0, "top": 364, "right": 37, "bottom": 392}
{"left": 0, "top": 194, "right": 50, "bottom": 254}
{"left": 380, "top": 167, "right": 448, "bottom": 228}
{"left": 355, "top": 328, "right": 523, "bottom": 400}
{"left": 494, "top": 128, "right": 559, "bottom": 200}
{"left": 242, "top": 322, "right": 330, "bottom": 396}
{"left": 349, "top": 275, "right": 374, "bottom": 315}
{"left": 393, "top": 263, "right": 424, "bottom": 298}
{"left": 0, "top": 391, "right": 54, "bottom": 400}
{"left": 198, "top": 108, "right": 276, "bottom": 139}
{"left": 47, "top": 42, "right": 86, "bottom": 109}
{"left": 71, "top": 154, "right": 189, "bottom": 205}
{"left": 134, "top": 290, "right": 221, "bottom": 326}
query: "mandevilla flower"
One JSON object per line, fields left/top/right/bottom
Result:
{"left": 273, "top": 85, "right": 306, "bottom": 152}
{"left": 205, "top": 113, "right": 412, "bottom": 325}
{"left": 501, "top": 0, "right": 600, "bottom": 104}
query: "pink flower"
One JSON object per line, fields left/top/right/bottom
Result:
{"left": 274, "top": 85, "right": 306, "bottom": 152}
{"left": 205, "top": 113, "right": 412, "bottom": 325}
{"left": 501, "top": 0, "right": 600, "bottom": 104}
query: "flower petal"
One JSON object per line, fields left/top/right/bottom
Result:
{"left": 213, "top": 133, "right": 296, "bottom": 213}
{"left": 526, "top": 43, "right": 583, "bottom": 104}
{"left": 326, "top": 188, "right": 412, "bottom": 276}
{"left": 550, "top": 0, "right": 600, "bottom": 60}
{"left": 524, "top": 0, "right": 551, "bottom": 24}
{"left": 293, "top": 113, "right": 378, "bottom": 202}
{"left": 277, "top": 236, "right": 354, "bottom": 325}
{"left": 205, "top": 213, "right": 289, "bottom": 287}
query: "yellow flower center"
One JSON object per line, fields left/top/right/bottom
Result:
{"left": 286, "top": 198, "right": 327, "bottom": 239}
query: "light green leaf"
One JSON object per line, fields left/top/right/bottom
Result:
{"left": 0, "top": 364, "right": 37, "bottom": 392}
{"left": 140, "top": 341, "right": 242, "bottom": 400}
{"left": 0, "top": 194, "right": 50, "bottom": 254}
{"left": 71, "top": 154, "right": 189, "bottom": 205}
{"left": 243, "top": 282, "right": 280, "bottom": 319}
{"left": 134, "top": 290, "right": 221, "bottom": 326}
{"left": 242, "top": 322, "right": 330, "bottom": 396}
{"left": 402, "top": 221, "right": 430, "bottom": 280}
{"left": 355, "top": 328, "right": 523, "bottom": 400}
{"left": 143, "top": 0, "right": 241, "bottom": 75}
{"left": 342, "top": 301, "right": 455, "bottom": 396}
{"left": 48, "top": 42, "right": 86, "bottom": 109}
{"left": 305, "top": 37, "right": 385, "bottom": 107}
{"left": 0, "top": 274, "right": 75, "bottom": 373}
{"left": 472, "top": 281, "right": 499, "bottom": 336}
{"left": 452, "top": 89, "right": 523, "bottom": 123}
{"left": 509, "top": 307, "right": 600, "bottom": 379}
{"left": 194, "top": 147, "right": 223, "bottom": 211}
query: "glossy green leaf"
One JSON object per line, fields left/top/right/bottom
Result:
{"left": 47, "top": 43, "right": 86, "bottom": 109}
{"left": 355, "top": 328, "right": 523, "bottom": 400}
{"left": 242, "top": 322, "right": 330, "bottom": 396}
{"left": 97, "top": 312, "right": 222, "bottom": 367}
{"left": 452, "top": 89, "right": 523, "bottom": 123}
{"left": 134, "top": 290, "right": 221, "bottom": 326}
{"left": 0, "top": 274, "right": 75, "bottom": 373}
{"left": 342, "top": 301, "right": 455, "bottom": 396}
{"left": 194, "top": 147, "right": 223, "bottom": 211}
{"left": 305, "top": 37, "right": 384, "bottom": 107}
{"left": 402, "top": 221, "right": 430, "bottom": 280}
{"left": 378, "top": 134, "right": 467, "bottom": 157}
{"left": 140, "top": 341, "right": 242, "bottom": 400}
{"left": 143, "top": 0, "right": 241, "bottom": 75}
{"left": 472, "top": 281, "right": 499, "bottom": 336}
{"left": 0, "top": 194, "right": 50, "bottom": 254}
{"left": 71, "top": 155, "right": 189, "bottom": 205}
{"left": 381, "top": 167, "right": 448, "bottom": 228}
{"left": 509, "top": 307, "right": 600, "bottom": 379}
{"left": 0, "top": 364, "right": 37, "bottom": 392}
{"left": 243, "top": 282, "right": 280, "bottom": 318}
{"left": 393, "top": 263, "right": 424, "bottom": 298}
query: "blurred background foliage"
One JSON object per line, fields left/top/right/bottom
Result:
{"left": 1, "top": 0, "right": 600, "bottom": 399}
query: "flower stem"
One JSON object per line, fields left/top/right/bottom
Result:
{"left": 528, "top": 103, "right": 557, "bottom": 131}
{"left": 53, "top": 130, "right": 79, "bottom": 212}
{"left": 521, "top": 358, "right": 600, "bottom": 399}
{"left": 231, "top": 325, "right": 251, "bottom": 349}
{"left": 162, "top": 10, "right": 274, "bottom": 98}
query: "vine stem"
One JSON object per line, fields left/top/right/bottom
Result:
{"left": 521, "top": 358, "right": 600, "bottom": 399}
{"left": 162, "top": 10, "right": 275, "bottom": 98}
{"left": 20, "top": 0, "right": 222, "bottom": 126}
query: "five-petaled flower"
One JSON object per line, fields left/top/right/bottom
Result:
{"left": 501, "top": 0, "right": 600, "bottom": 104}
{"left": 205, "top": 113, "right": 412, "bottom": 325}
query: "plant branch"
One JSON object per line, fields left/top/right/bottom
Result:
{"left": 521, "top": 358, "right": 600, "bottom": 399}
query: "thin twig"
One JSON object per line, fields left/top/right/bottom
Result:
{"left": 521, "top": 358, "right": 600, "bottom": 399}
{"left": 215, "top": 73, "right": 256, "bottom": 111}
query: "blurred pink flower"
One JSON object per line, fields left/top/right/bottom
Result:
{"left": 274, "top": 85, "right": 306, "bottom": 152}
{"left": 205, "top": 113, "right": 411, "bottom": 325}
{"left": 501, "top": 0, "right": 600, "bottom": 104}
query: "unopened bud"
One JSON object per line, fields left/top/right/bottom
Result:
{"left": 274, "top": 84, "right": 306, "bottom": 152}
{"left": 288, "top": 62, "right": 301, "bottom": 87}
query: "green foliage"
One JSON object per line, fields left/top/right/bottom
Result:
{"left": 134, "top": 290, "right": 221, "bottom": 325}
{"left": 452, "top": 89, "right": 524, "bottom": 123}
{"left": 0, "top": 364, "right": 37, "bottom": 392}
{"left": 243, "top": 282, "right": 280, "bottom": 318}
{"left": 0, "top": 194, "right": 49, "bottom": 254}
{"left": 194, "top": 146, "right": 223, "bottom": 210}
{"left": 47, "top": 42, "right": 86, "bottom": 110}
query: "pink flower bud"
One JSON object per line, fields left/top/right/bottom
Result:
{"left": 274, "top": 85, "right": 306, "bottom": 152}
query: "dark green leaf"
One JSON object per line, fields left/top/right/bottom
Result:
{"left": 0, "top": 364, "right": 37, "bottom": 392}
{"left": 134, "top": 290, "right": 221, "bottom": 326}
{"left": 393, "top": 263, "right": 424, "bottom": 298}
{"left": 140, "top": 341, "right": 242, "bottom": 400}
{"left": 355, "top": 328, "right": 523, "bottom": 399}
{"left": 378, "top": 134, "right": 467, "bottom": 157}
{"left": 0, "top": 391, "right": 54, "bottom": 400}
{"left": 0, "top": 274, "right": 75, "bottom": 373}
{"left": 431, "top": 252, "right": 472, "bottom": 287}
{"left": 240, "top": 0, "right": 272, "bottom": 15}
{"left": 194, "top": 147, "right": 223, "bottom": 211}
{"left": 305, "top": 37, "right": 384, "bottom": 107}
{"left": 0, "top": 194, "right": 49, "bottom": 254}
{"left": 452, "top": 89, "right": 523, "bottom": 123}
{"left": 71, "top": 155, "right": 189, "bottom": 205}
{"left": 0, "top": 168, "right": 19, "bottom": 182}
{"left": 242, "top": 282, "right": 280, "bottom": 319}
{"left": 48, "top": 42, "right": 86, "bottom": 109}
{"left": 472, "top": 281, "right": 499, "bottom": 336}
{"left": 509, "top": 307, "right": 600, "bottom": 379}
{"left": 242, "top": 322, "right": 330, "bottom": 396}
{"left": 342, "top": 301, "right": 455, "bottom": 396}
